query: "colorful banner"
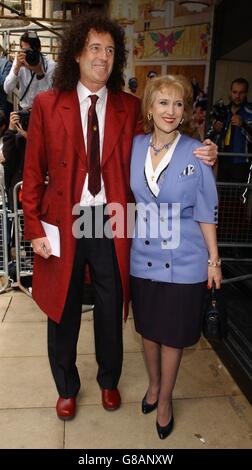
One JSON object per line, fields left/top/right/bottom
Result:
{"left": 133, "top": 24, "right": 209, "bottom": 60}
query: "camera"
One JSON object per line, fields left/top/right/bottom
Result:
{"left": 128, "top": 77, "right": 138, "bottom": 93}
{"left": 25, "top": 47, "right": 40, "bottom": 66}
{"left": 206, "top": 99, "right": 229, "bottom": 149}
{"left": 16, "top": 110, "right": 30, "bottom": 130}
{"left": 209, "top": 99, "right": 228, "bottom": 124}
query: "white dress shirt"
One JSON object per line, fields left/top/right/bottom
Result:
{"left": 145, "top": 133, "right": 181, "bottom": 197}
{"left": 4, "top": 55, "right": 55, "bottom": 109}
{"left": 77, "top": 81, "right": 107, "bottom": 206}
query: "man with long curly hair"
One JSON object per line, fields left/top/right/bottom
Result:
{"left": 22, "top": 13, "right": 217, "bottom": 421}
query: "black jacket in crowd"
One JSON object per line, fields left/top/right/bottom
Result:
{"left": 2, "top": 129, "right": 26, "bottom": 212}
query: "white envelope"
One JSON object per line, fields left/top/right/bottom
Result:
{"left": 41, "top": 221, "right": 60, "bottom": 257}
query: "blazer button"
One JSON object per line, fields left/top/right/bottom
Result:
{"left": 60, "top": 161, "right": 67, "bottom": 167}
{"left": 145, "top": 240, "right": 150, "bottom": 245}
{"left": 147, "top": 262, "right": 152, "bottom": 267}
{"left": 57, "top": 190, "right": 63, "bottom": 196}
{"left": 162, "top": 240, "right": 168, "bottom": 246}
{"left": 165, "top": 263, "right": 170, "bottom": 268}
{"left": 160, "top": 217, "right": 165, "bottom": 222}
{"left": 143, "top": 217, "right": 147, "bottom": 222}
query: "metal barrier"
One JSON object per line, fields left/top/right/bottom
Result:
{"left": 5, "top": 154, "right": 252, "bottom": 296}
{"left": 0, "top": 183, "right": 9, "bottom": 292}
{"left": 217, "top": 153, "right": 252, "bottom": 285}
{"left": 12, "top": 181, "right": 94, "bottom": 311}
{"left": 217, "top": 182, "right": 252, "bottom": 247}
{"left": 13, "top": 181, "right": 33, "bottom": 296}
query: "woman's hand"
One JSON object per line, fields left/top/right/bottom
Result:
{"left": 208, "top": 266, "right": 222, "bottom": 289}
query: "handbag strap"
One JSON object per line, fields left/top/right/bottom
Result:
{"left": 211, "top": 282, "right": 217, "bottom": 306}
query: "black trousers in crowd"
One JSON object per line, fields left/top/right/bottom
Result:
{"left": 47, "top": 206, "right": 123, "bottom": 398}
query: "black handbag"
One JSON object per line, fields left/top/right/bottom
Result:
{"left": 202, "top": 284, "right": 228, "bottom": 341}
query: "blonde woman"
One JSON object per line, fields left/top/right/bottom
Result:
{"left": 130, "top": 75, "right": 222, "bottom": 439}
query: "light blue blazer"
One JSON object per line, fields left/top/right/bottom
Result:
{"left": 130, "top": 134, "right": 218, "bottom": 284}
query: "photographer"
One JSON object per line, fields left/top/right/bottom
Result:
{"left": 2, "top": 110, "right": 29, "bottom": 211}
{"left": 193, "top": 101, "right": 207, "bottom": 142}
{"left": 4, "top": 31, "right": 55, "bottom": 109}
{"left": 0, "top": 110, "right": 7, "bottom": 187}
{"left": 210, "top": 78, "right": 252, "bottom": 182}
{"left": 2, "top": 109, "right": 30, "bottom": 262}
{"left": 0, "top": 51, "right": 13, "bottom": 125}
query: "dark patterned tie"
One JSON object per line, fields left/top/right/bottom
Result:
{"left": 87, "top": 94, "right": 101, "bottom": 196}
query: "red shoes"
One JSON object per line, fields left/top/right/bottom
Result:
{"left": 56, "top": 397, "right": 76, "bottom": 420}
{"left": 102, "top": 388, "right": 121, "bottom": 411}
{"left": 56, "top": 389, "right": 121, "bottom": 419}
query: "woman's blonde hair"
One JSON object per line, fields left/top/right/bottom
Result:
{"left": 142, "top": 74, "right": 194, "bottom": 135}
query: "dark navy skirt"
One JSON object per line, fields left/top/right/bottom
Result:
{"left": 130, "top": 276, "right": 207, "bottom": 348}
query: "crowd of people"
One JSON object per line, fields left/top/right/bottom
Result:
{"left": 209, "top": 78, "right": 252, "bottom": 182}
{"left": 0, "top": 11, "right": 250, "bottom": 441}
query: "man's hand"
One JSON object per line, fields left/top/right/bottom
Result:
{"left": 0, "top": 151, "right": 5, "bottom": 164}
{"left": 32, "top": 237, "right": 52, "bottom": 259}
{"left": 193, "top": 139, "right": 218, "bottom": 166}
{"left": 9, "top": 112, "right": 20, "bottom": 131}
{"left": 231, "top": 114, "right": 243, "bottom": 127}
{"left": 9, "top": 112, "right": 27, "bottom": 139}
{"left": 14, "top": 51, "right": 26, "bottom": 74}
{"left": 213, "top": 120, "right": 223, "bottom": 133}
{"left": 15, "top": 121, "right": 28, "bottom": 139}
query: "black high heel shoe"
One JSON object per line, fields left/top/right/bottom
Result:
{"left": 141, "top": 393, "right": 158, "bottom": 414}
{"left": 156, "top": 414, "right": 174, "bottom": 439}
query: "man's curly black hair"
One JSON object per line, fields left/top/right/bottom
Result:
{"left": 53, "top": 13, "right": 126, "bottom": 93}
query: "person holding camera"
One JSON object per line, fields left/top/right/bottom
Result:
{"left": 2, "top": 109, "right": 30, "bottom": 262}
{"left": 2, "top": 110, "right": 29, "bottom": 211}
{"left": 0, "top": 111, "right": 7, "bottom": 187}
{"left": 212, "top": 78, "right": 252, "bottom": 182}
{"left": 0, "top": 51, "right": 13, "bottom": 125}
{"left": 193, "top": 101, "right": 207, "bottom": 142}
{"left": 4, "top": 31, "right": 55, "bottom": 110}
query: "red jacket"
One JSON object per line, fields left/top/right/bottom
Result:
{"left": 22, "top": 88, "right": 141, "bottom": 323}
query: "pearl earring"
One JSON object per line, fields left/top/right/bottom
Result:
{"left": 147, "top": 112, "right": 153, "bottom": 121}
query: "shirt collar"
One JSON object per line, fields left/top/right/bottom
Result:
{"left": 77, "top": 81, "right": 107, "bottom": 104}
